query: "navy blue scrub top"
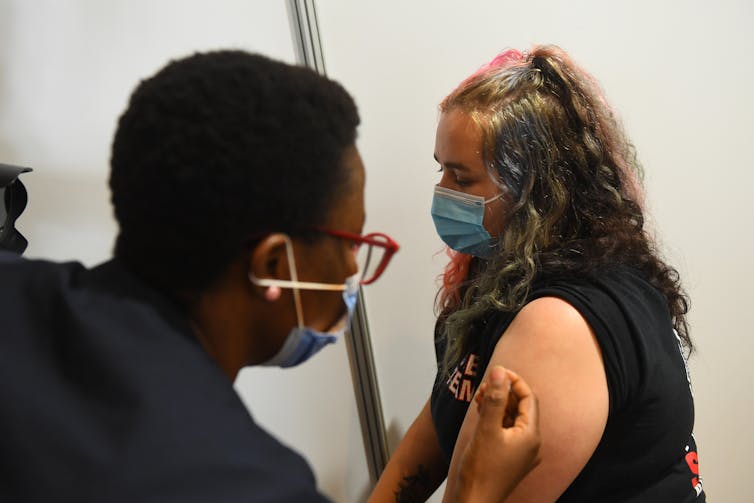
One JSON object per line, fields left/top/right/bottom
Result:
{"left": 0, "top": 252, "right": 329, "bottom": 502}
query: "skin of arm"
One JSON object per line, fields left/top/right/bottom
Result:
{"left": 442, "top": 296, "right": 609, "bottom": 503}
{"left": 367, "top": 399, "right": 449, "bottom": 503}
{"left": 369, "top": 368, "right": 542, "bottom": 503}
{"left": 452, "top": 366, "right": 541, "bottom": 503}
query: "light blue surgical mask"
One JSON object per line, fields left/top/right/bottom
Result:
{"left": 260, "top": 276, "right": 358, "bottom": 368}
{"left": 249, "top": 235, "right": 360, "bottom": 368}
{"left": 431, "top": 185, "right": 503, "bottom": 258}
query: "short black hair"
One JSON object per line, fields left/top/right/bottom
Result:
{"left": 110, "top": 50, "right": 359, "bottom": 294}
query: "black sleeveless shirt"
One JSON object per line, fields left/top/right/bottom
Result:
{"left": 430, "top": 266, "right": 705, "bottom": 502}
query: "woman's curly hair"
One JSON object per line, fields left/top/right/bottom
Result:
{"left": 436, "top": 45, "right": 690, "bottom": 376}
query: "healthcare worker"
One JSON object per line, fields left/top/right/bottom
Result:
{"left": 0, "top": 51, "right": 539, "bottom": 502}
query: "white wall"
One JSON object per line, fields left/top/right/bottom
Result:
{"left": 317, "top": 1, "right": 754, "bottom": 501}
{"left": 0, "top": 0, "right": 297, "bottom": 264}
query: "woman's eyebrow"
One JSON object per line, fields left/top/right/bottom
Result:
{"left": 434, "top": 154, "right": 470, "bottom": 171}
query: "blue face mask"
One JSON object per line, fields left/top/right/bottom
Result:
{"left": 249, "top": 234, "right": 360, "bottom": 368}
{"left": 431, "top": 185, "right": 503, "bottom": 258}
{"left": 261, "top": 275, "right": 359, "bottom": 368}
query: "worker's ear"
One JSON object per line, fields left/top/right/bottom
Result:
{"left": 248, "top": 233, "right": 293, "bottom": 299}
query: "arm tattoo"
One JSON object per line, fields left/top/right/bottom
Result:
{"left": 394, "top": 464, "right": 432, "bottom": 503}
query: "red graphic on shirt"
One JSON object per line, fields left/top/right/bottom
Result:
{"left": 685, "top": 451, "right": 699, "bottom": 487}
{"left": 446, "top": 354, "right": 479, "bottom": 403}
{"left": 676, "top": 333, "right": 704, "bottom": 498}
{"left": 684, "top": 443, "right": 703, "bottom": 496}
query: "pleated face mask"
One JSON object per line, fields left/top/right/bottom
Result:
{"left": 256, "top": 273, "right": 359, "bottom": 368}
{"left": 431, "top": 185, "right": 502, "bottom": 258}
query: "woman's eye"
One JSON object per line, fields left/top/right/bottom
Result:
{"left": 436, "top": 165, "right": 470, "bottom": 188}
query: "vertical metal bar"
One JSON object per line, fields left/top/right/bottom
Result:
{"left": 285, "top": 0, "right": 389, "bottom": 485}
{"left": 286, "top": 0, "right": 326, "bottom": 74}
{"left": 286, "top": 0, "right": 309, "bottom": 67}
{"left": 343, "top": 288, "right": 390, "bottom": 484}
{"left": 309, "top": 2, "right": 327, "bottom": 75}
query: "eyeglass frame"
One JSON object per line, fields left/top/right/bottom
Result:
{"left": 314, "top": 227, "right": 399, "bottom": 285}
{"left": 243, "top": 228, "right": 400, "bottom": 286}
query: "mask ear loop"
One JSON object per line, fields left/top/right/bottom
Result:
{"left": 248, "top": 235, "right": 351, "bottom": 327}
{"left": 281, "top": 234, "right": 306, "bottom": 329}
{"left": 483, "top": 193, "right": 504, "bottom": 204}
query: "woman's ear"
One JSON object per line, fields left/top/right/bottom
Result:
{"left": 248, "top": 233, "right": 292, "bottom": 300}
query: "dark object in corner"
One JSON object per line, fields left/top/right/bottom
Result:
{"left": 0, "top": 162, "right": 32, "bottom": 254}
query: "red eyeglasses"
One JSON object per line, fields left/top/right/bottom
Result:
{"left": 316, "top": 228, "right": 399, "bottom": 285}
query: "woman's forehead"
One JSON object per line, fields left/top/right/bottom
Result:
{"left": 435, "top": 110, "right": 485, "bottom": 169}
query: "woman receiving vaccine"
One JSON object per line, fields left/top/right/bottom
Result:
{"left": 370, "top": 45, "right": 705, "bottom": 502}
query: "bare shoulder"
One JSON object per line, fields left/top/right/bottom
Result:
{"left": 478, "top": 296, "right": 608, "bottom": 501}
{"left": 514, "top": 296, "right": 588, "bottom": 330}
{"left": 443, "top": 296, "right": 609, "bottom": 502}
{"left": 496, "top": 296, "right": 597, "bottom": 358}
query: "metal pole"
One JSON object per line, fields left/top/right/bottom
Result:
{"left": 343, "top": 287, "right": 390, "bottom": 484}
{"left": 286, "top": 0, "right": 326, "bottom": 74}
{"left": 285, "top": 0, "right": 390, "bottom": 485}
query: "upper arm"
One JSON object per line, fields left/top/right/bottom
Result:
{"left": 444, "top": 296, "right": 609, "bottom": 503}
